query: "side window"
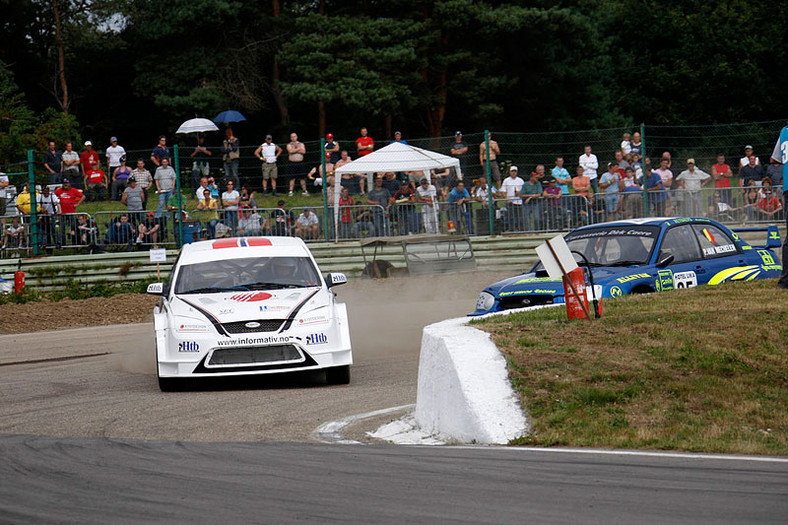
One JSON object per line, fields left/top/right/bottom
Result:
{"left": 692, "top": 224, "right": 739, "bottom": 259}
{"left": 659, "top": 225, "right": 702, "bottom": 263}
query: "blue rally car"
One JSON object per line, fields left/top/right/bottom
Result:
{"left": 471, "top": 217, "right": 783, "bottom": 316}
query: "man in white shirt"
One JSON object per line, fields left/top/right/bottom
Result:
{"left": 578, "top": 145, "right": 599, "bottom": 193}
{"left": 740, "top": 145, "right": 760, "bottom": 168}
{"left": 499, "top": 166, "right": 524, "bottom": 231}
{"left": 37, "top": 184, "right": 61, "bottom": 247}
{"left": 106, "top": 137, "right": 126, "bottom": 179}
{"left": 254, "top": 134, "right": 282, "bottom": 195}
{"left": 676, "top": 158, "right": 711, "bottom": 216}
{"left": 416, "top": 178, "right": 438, "bottom": 234}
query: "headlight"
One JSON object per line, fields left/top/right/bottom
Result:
{"left": 476, "top": 291, "right": 495, "bottom": 312}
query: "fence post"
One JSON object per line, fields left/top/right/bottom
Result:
{"left": 485, "top": 130, "right": 494, "bottom": 236}
{"left": 174, "top": 143, "right": 183, "bottom": 247}
{"left": 321, "top": 138, "right": 330, "bottom": 242}
{"left": 640, "top": 122, "right": 648, "bottom": 217}
{"left": 27, "top": 149, "right": 39, "bottom": 255}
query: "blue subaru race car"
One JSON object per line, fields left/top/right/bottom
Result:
{"left": 471, "top": 217, "right": 782, "bottom": 316}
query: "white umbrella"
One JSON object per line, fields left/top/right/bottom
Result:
{"left": 176, "top": 117, "right": 219, "bottom": 134}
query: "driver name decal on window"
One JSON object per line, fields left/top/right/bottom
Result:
{"left": 702, "top": 244, "right": 736, "bottom": 256}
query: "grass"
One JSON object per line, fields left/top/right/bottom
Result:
{"left": 472, "top": 279, "right": 788, "bottom": 455}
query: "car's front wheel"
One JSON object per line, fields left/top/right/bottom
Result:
{"left": 325, "top": 365, "right": 350, "bottom": 385}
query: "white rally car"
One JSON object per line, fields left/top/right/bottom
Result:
{"left": 147, "top": 236, "right": 352, "bottom": 391}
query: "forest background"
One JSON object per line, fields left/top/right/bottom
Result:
{"left": 1, "top": 0, "right": 787, "bottom": 166}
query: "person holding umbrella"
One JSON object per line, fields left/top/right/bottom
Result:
{"left": 221, "top": 128, "right": 241, "bottom": 188}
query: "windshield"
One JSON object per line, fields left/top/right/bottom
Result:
{"left": 564, "top": 225, "right": 660, "bottom": 266}
{"left": 175, "top": 256, "right": 321, "bottom": 294}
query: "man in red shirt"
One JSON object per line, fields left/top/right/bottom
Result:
{"left": 79, "top": 141, "right": 100, "bottom": 180}
{"left": 54, "top": 178, "right": 85, "bottom": 246}
{"left": 711, "top": 153, "right": 733, "bottom": 203}
{"left": 355, "top": 127, "right": 374, "bottom": 157}
{"left": 757, "top": 187, "right": 783, "bottom": 218}
{"left": 84, "top": 161, "right": 108, "bottom": 201}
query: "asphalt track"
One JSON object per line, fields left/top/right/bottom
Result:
{"left": 1, "top": 273, "right": 787, "bottom": 522}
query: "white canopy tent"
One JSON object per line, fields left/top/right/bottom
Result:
{"left": 331, "top": 142, "right": 461, "bottom": 240}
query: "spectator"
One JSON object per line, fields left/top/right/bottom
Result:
{"left": 122, "top": 176, "right": 145, "bottom": 225}
{"left": 381, "top": 171, "right": 401, "bottom": 196}
{"left": 75, "top": 213, "right": 97, "bottom": 246}
{"left": 206, "top": 176, "right": 220, "bottom": 199}
{"left": 431, "top": 166, "right": 453, "bottom": 199}
{"left": 631, "top": 154, "right": 644, "bottom": 180}
{"left": 324, "top": 133, "right": 340, "bottom": 165}
{"left": 189, "top": 134, "right": 212, "bottom": 192}
{"left": 416, "top": 178, "right": 438, "bottom": 234}
{"left": 645, "top": 165, "right": 667, "bottom": 216}
{"left": 43, "top": 141, "right": 62, "bottom": 184}
{"left": 54, "top": 178, "right": 84, "bottom": 245}
{"left": 366, "top": 176, "right": 392, "bottom": 236}
{"left": 268, "top": 200, "right": 295, "bottom": 237}
{"left": 653, "top": 157, "right": 674, "bottom": 213}
{"left": 393, "top": 180, "right": 418, "bottom": 234}
{"left": 239, "top": 184, "right": 257, "bottom": 209}
{"left": 84, "top": 160, "right": 107, "bottom": 201}
{"left": 15, "top": 183, "right": 35, "bottom": 216}
{"left": 238, "top": 206, "right": 263, "bottom": 236}
{"left": 353, "top": 202, "right": 375, "bottom": 238}
{"left": 255, "top": 134, "right": 282, "bottom": 195}
{"left": 757, "top": 186, "right": 782, "bottom": 219}
{"left": 150, "top": 135, "right": 171, "bottom": 167}
{"left": 0, "top": 171, "right": 7, "bottom": 231}
{"left": 542, "top": 177, "right": 564, "bottom": 229}
{"left": 579, "top": 145, "right": 599, "bottom": 193}
{"left": 195, "top": 176, "right": 210, "bottom": 202}
{"left": 338, "top": 187, "right": 355, "bottom": 239}
{"left": 534, "top": 164, "right": 549, "bottom": 185}
{"left": 221, "top": 128, "right": 241, "bottom": 187}
{"left": 136, "top": 212, "right": 161, "bottom": 245}
{"left": 295, "top": 208, "right": 320, "bottom": 239}
{"left": 500, "top": 165, "right": 525, "bottom": 231}
{"left": 740, "top": 145, "right": 760, "bottom": 168}
{"left": 196, "top": 189, "right": 220, "bottom": 238}
{"left": 106, "top": 136, "right": 126, "bottom": 182}
{"left": 390, "top": 131, "right": 408, "bottom": 145}
{"left": 614, "top": 150, "right": 630, "bottom": 172}
{"left": 166, "top": 189, "right": 188, "bottom": 240}
{"left": 599, "top": 162, "right": 621, "bottom": 220}
{"left": 711, "top": 154, "right": 733, "bottom": 204}
{"left": 551, "top": 157, "right": 571, "bottom": 195}
{"left": 106, "top": 213, "right": 135, "bottom": 249}
{"left": 519, "top": 170, "right": 542, "bottom": 231}
{"left": 630, "top": 132, "right": 642, "bottom": 158}
{"left": 739, "top": 155, "right": 764, "bottom": 186}
{"left": 571, "top": 166, "right": 592, "bottom": 225}
{"left": 307, "top": 163, "right": 333, "bottom": 189}
{"left": 619, "top": 167, "right": 643, "bottom": 219}
{"left": 130, "top": 158, "right": 154, "bottom": 209}
{"left": 447, "top": 180, "right": 472, "bottom": 234}
{"left": 356, "top": 127, "right": 375, "bottom": 157}
{"left": 153, "top": 157, "right": 176, "bottom": 219}
{"left": 221, "top": 180, "right": 241, "bottom": 234}
{"left": 708, "top": 191, "right": 739, "bottom": 222}
{"left": 286, "top": 132, "right": 308, "bottom": 197}
{"left": 450, "top": 131, "right": 469, "bottom": 179}
{"left": 473, "top": 176, "right": 498, "bottom": 206}
{"left": 60, "top": 142, "right": 81, "bottom": 188}
{"left": 766, "top": 160, "right": 783, "bottom": 189}
{"left": 4, "top": 216, "right": 26, "bottom": 249}
{"left": 742, "top": 180, "right": 761, "bottom": 222}
{"left": 676, "top": 158, "right": 712, "bottom": 216}
{"left": 620, "top": 132, "right": 632, "bottom": 156}
{"left": 111, "top": 156, "right": 132, "bottom": 201}
{"left": 37, "top": 184, "right": 60, "bottom": 247}
{"left": 79, "top": 141, "right": 100, "bottom": 182}
{"left": 479, "top": 132, "right": 502, "bottom": 185}
{"left": 770, "top": 124, "right": 788, "bottom": 289}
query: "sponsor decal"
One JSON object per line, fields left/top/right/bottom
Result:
{"left": 297, "top": 315, "right": 329, "bottom": 325}
{"left": 616, "top": 273, "right": 650, "bottom": 283}
{"left": 245, "top": 321, "right": 261, "bottom": 329}
{"left": 305, "top": 333, "right": 328, "bottom": 345}
{"left": 609, "top": 286, "right": 623, "bottom": 297}
{"left": 656, "top": 269, "right": 673, "bottom": 292}
{"left": 260, "top": 305, "right": 291, "bottom": 312}
{"left": 178, "top": 341, "right": 200, "bottom": 352}
{"left": 331, "top": 274, "right": 347, "bottom": 285}
{"left": 500, "top": 289, "right": 556, "bottom": 296}
{"left": 758, "top": 250, "right": 775, "bottom": 266}
{"left": 230, "top": 292, "right": 272, "bottom": 302}
{"left": 708, "top": 266, "right": 761, "bottom": 285}
{"left": 177, "top": 323, "right": 209, "bottom": 333}
{"left": 702, "top": 228, "right": 716, "bottom": 245}
{"left": 673, "top": 271, "right": 698, "bottom": 289}
{"left": 218, "top": 307, "right": 235, "bottom": 315}
{"left": 761, "top": 264, "right": 782, "bottom": 271}
{"left": 567, "top": 227, "right": 656, "bottom": 241}
{"left": 702, "top": 244, "right": 736, "bottom": 256}
{"left": 514, "top": 277, "right": 554, "bottom": 284}
{"left": 216, "top": 335, "right": 292, "bottom": 347}
{"left": 742, "top": 245, "right": 753, "bottom": 250}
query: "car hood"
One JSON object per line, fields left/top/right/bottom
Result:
{"left": 487, "top": 266, "right": 648, "bottom": 296}
{"left": 173, "top": 288, "right": 326, "bottom": 324}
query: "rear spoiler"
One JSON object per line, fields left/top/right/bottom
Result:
{"left": 731, "top": 225, "right": 781, "bottom": 249}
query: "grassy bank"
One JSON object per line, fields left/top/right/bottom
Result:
{"left": 472, "top": 279, "right": 788, "bottom": 455}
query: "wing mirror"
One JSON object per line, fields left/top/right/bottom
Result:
{"left": 325, "top": 272, "right": 347, "bottom": 288}
{"left": 656, "top": 253, "right": 674, "bottom": 267}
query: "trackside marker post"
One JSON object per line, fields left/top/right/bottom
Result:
{"left": 150, "top": 248, "right": 167, "bottom": 280}
{"left": 535, "top": 235, "right": 593, "bottom": 321}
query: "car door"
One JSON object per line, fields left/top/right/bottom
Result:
{"left": 654, "top": 224, "right": 704, "bottom": 291}
{"left": 689, "top": 223, "right": 750, "bottom": 284}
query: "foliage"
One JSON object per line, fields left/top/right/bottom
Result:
{"left": 0, "top": 63, "right": 36, "bottom": 168}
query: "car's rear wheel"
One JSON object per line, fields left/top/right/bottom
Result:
{"left": 325, "top": 365, "right": 350, "bottom": 385}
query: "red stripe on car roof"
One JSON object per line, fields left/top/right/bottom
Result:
{"left": 212, "top": 239, "right": 240, "bottom": 249}
{"left": 246, "top": 238, "right": 272, "bottom": 246}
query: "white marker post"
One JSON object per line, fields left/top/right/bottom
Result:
{"left": 149, "top": 248, "right": 167, "bottom": 280}
{"left": 535, "top": 235, "right": 592, "bottom": 320}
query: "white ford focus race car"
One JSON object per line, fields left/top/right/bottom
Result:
{"left": 147, "top": 236, "right": 352, "bottom": 391}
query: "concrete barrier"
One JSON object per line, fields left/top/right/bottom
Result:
{"left": 414, "top": 316, "right": 529, "bottom": 444}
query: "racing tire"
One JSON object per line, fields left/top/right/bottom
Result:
{"left": 325, "top": 365, "right": 351, "bottom": 385}
{"left": 158, "top": 377, "right": 187, "bottom": 392}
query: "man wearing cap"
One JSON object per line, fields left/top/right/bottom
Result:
{"left": 325, "top": 133, "right": 340, "bottom": 164}
{"left": 447, "top": 180, "right": 473, "bottom": 234}
{"left": 770, "top": 123, "right": 788, "bottom": 289}
{"left": 390, "top": 131, "right": 408, "bottom": 145}
{"left": 740, "top": 145, "right": 760, "bottom": 169}
{"left": 84, "top": 160, "right": 107, "bottom": 202}
{"left": 499, "top": 166, "right": 525, "bottom": 231}
{"left": 150, "top": 135, "right": 171, "bottom": 167}
{"left": 268, "top": 200, "right": 295, "bottom": 237}
{"left": 110, "top": 156, "right": 132, "bottom": 201}
{"left": 79, "top": 141, "right": 100, "bottom": 182}
{"left": 54, "top": 178, "right": 84, "bottom": 246}
{"left": 61, "top": 142, "right": 81, "bottom": 188}
{"left": 416, "top": 178, "right": 438, "bottom": 234}
{"left": 106, "top": 136, "right": 126, "bottom": 180}
{"left": 37, "top": 184, "right": 60, "bottom": 248}
{"left": 255, "top": 134, "right": 282, "bottom": 195}
{"left": 393, "top": 180, "right": 417, "bottom": 234}
{"left": 450, "top": 131, "right": 468, "bottom": 179}
{"left": 43, "top": 141, "right": 62, "bottom": 184}
{"left": 122, "top": 176, "right": 145, "bottom": 229}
